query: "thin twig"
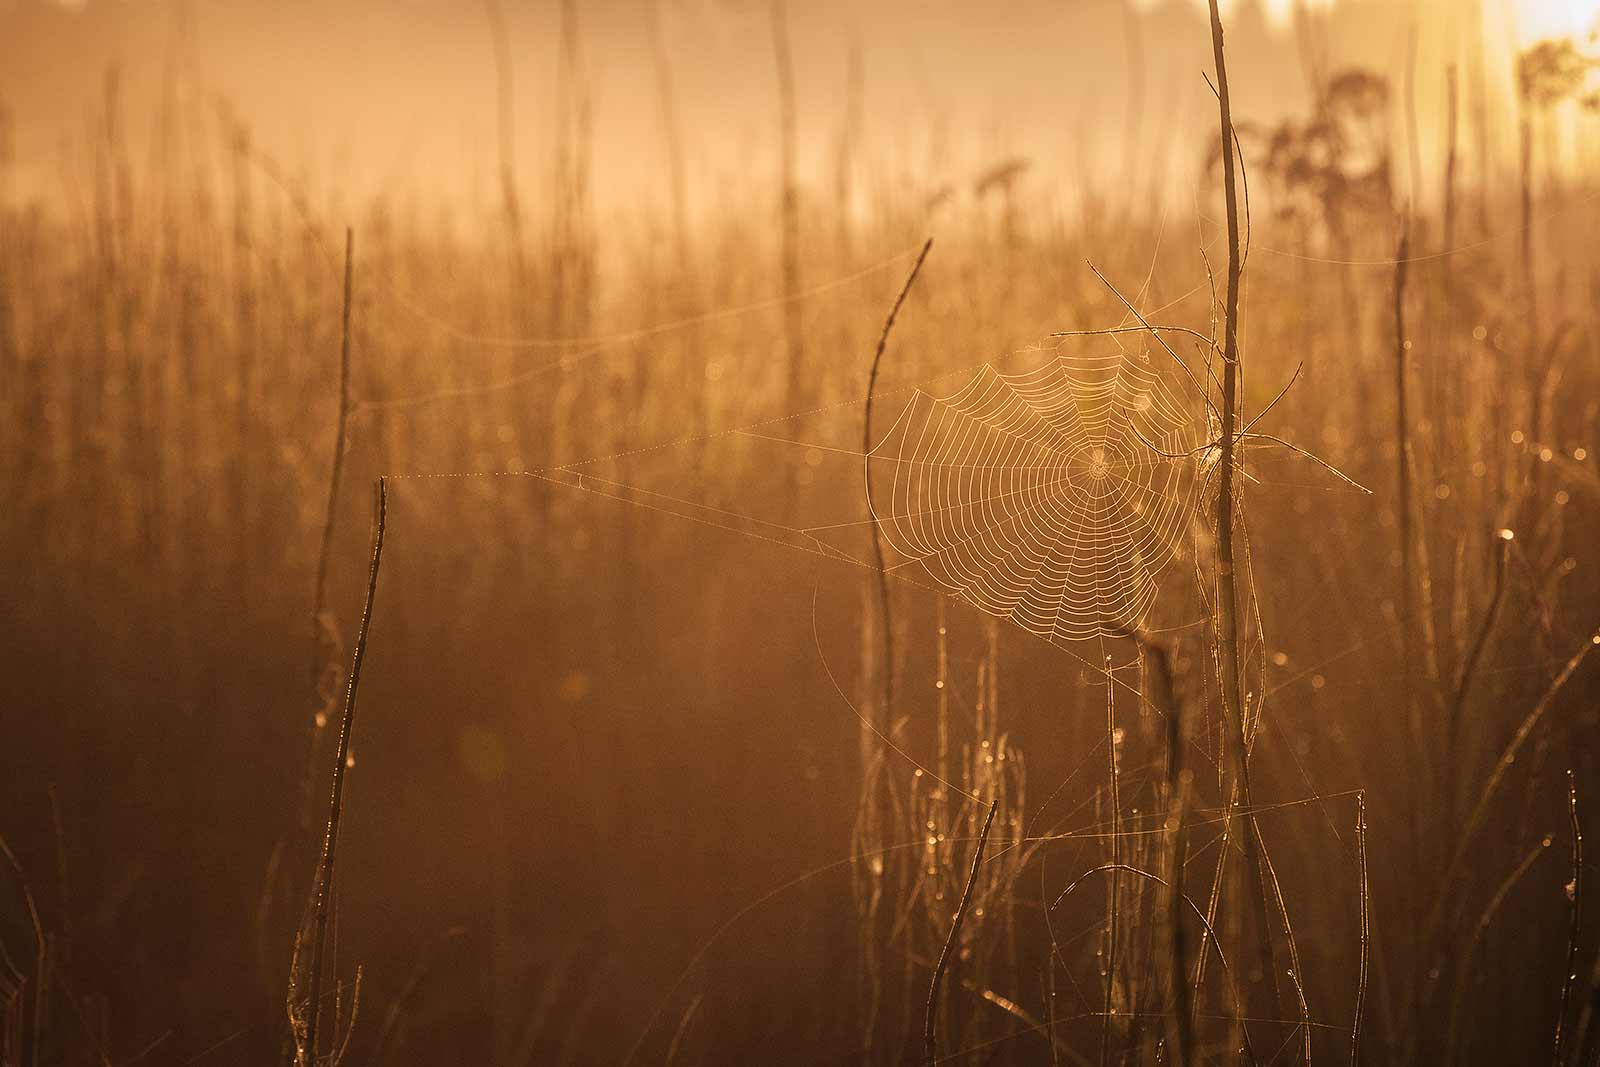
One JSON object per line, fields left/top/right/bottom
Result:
{"left": 1053, "top": 323, "right": 1216, "bottom": 349}
{"left": 1083, "top": 262, "right": 1221, "bottom": 417}
{"left": 301, "top": 478, "right": 389, "bottom": 1066}
{"left": 1121, "top": 630, "right": 1193, "bottom": 1067}
{"left": 370, "top": 927, "right": 465, "bottom": 1066}
{"left": 1205, "top": 0, "right": 1283, "bottom": 1038}
{"left": 1238, "top": 360, "right": 1302, "bottom": 437}
{"left": 858, "top": 237, "right": 930, "bottom": 1054}
{"left": 1351, "top": 792, "right": 1369, "bottom": 1067}
{"left": 1051, "top": 862, "right": 1253, "bottom": 1063}
{"left": 1445, "top": 530, "right": 1511, "bottom": 829}
{"left": 926, "top": 799, "right": 997, "bottom": 1067}
{"left": 863, "top": 236, "right": 933, "bottom": 729}
{"left": 1258, "top": 840, "right": 1310, "bottom": 1065}
{"left": 1392, "top": 218, "right": 1427, "bottom": 1049}
{"left": 1444, "top": 839, "right": 1552, "bottom": 1064}
{"left": 303, "top": 228, "right": 356, "bottom": 836}
{"left": 1422, "top": 629, "right": 1599, "bottom": 965}
{"left": 1101, "top": 654, "right": 1119, "bottom": 1067}
{"left": 1457, "top": 631, "right": 1597, "bottom": 873}
{"left": 1555, "top": 770, "right": 1583, "bottom": 1065}
{"left": 1393, "top": 221, "right": 1415, "bottom": 765}
{"left": 664, "top": 992, "right": 704, "bottom": 1067}
{"left": 312, "top": 227, "right": 355, "bottom": 687}
{"left": 0, "top": 830, "right": 44, "bottom": 1067}
{"left": 1133, "top": 426, "right": 1372, "bottom": 494}
{"left": 771, "top": 0, "right": 802, "bottom": 431}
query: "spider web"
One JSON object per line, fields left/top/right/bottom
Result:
{"left": 867, "top": 342, "right": 1205, "bottom": 642}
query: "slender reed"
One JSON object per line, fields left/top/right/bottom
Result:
{"left": 926, "top": 799, "right": 997, "bottom": 1067}
{"left": 1391, "top": 222, "right": 1428, "bottom": 1038}
{"left": 1404, "top": 23, "right": 1422, "bottom": 214}
{"left": 1393, "top": 222, "right": 1415, "bottom": 741}
{"left": 1055, "top": 862, "right": 1254, "bottom": 1062}
{"left": 1132, "top": 632, "right": 1192, "bottom": 1067}
{"left": 1457, "top": 632, "right": 1597, "bottom": 865}
{"left": 1554, "top": 769, "right": 1582, "bottom": 1064}
{"left": 664, "top": 992, "right": 703, "bottom": 1066}
{"left": 1422, "top": 629, "right": 1600, "bottom": 966}
{"left": 1352, "top": 793, "right": 1369, "bottom": 1067}
{"left": 0, "top": 833, "right": 43, "bottom": 1067}
{"left": 863, "top": 236, "right": 933, "bottom": 731}
{"left": 1442, "top": 65, "right": 1459, "bottom": 256}
{"left": 481, "top": 0, "right": 521, "bottom": 241}
{"left": 1445, "top": 840, "right": 1552, "bottom": 1064}
{"left": 1578, "top": 915, "right": 1600, "bottom": 1067}
{"left": 771, "top": 0, "right": 802, "bottom": 428}
{"left": 1101, "top": 654, "right": 1119, "bottom": 1067}
{"left": 1258, "top": 843, "right": 1310, "bottom": 1065}
{"left": 370, "top": 927, "right": 466, "bottom": 1067}
{"left": 1205, "top": 0, "right": 1244, "bottom": 877}
{"left": 1445, "top": 529, "right": 1511, "bottom": 828}
{"left": 858, "top": 236, "right": 930, "bottom": 1054}
{"left": 1205, "top": 0, "right": 1281, "bottom": 1031}
{"left": 300, "top": 478, "right": 389, "bottom": 1066}
{"left": 644, "top": 0, "right": 688, "bottom": 260}
{"left": 1439, "top": 62, "right": 1461, "bottom": 469}
{"left": 311, "top": 228, "right": 354, "bottom": 690}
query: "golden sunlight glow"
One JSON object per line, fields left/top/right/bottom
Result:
{"left": 1513, "top": 0, "right": 1600, "bottom": 38}
{"left": 1150, "top": 0, "right": 1600, "bottom": 40}
{"left": 1136, "top": 0, "right": 1335, "bottom": 27}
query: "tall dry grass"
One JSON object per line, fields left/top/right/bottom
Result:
{"left": 0, "top": 9, "right": 1598, "bottom": 1064}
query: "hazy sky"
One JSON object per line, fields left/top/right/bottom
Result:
{"left": 1, "top": 0, "right": 1593, "bottom": 220}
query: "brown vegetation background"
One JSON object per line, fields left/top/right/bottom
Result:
{"left": 2, "top": 0, "right": 1599, "bottom": 1064}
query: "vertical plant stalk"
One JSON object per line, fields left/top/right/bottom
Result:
{"left": 1137, "top": 634, "right": 1192, "bottom": 1067}
{"left": 554, "top": 0, "right": 594, "bottom": 337}
{"left": 1204, "top": 0, "right": 1281, "bottom": 1032}
{"left": 1443, "top": 840, "right": 1551, "bottom": 1064}
{"left": 1578, "top": 886, "right": 1600, "bottom": 1067}
{"left": 1393, "top": 223, "right": 1413, "bottom": 683}
{"left": 858, "top": 237, "right": 930, "bottom": 1053}
{"left": 1404, "top": 23, "right": 1422, "bottom": 214}
{"left": 1438, "top": 63, "right": 1460, "bottom": 540}
{"left": 1469, "top": 6, "right": 1490, "bottom": 235}
{"left": 481, "top": 0, "right": 521, "bottom": 244}
{"left": 1457, "top": 632, "right": 1596, "bottom": 869}
{"left": 863, "top": 237, "right": 933, "bottom": 741}
{"left": 834, "top": 40, "right": 863, "bottom": 257}
{"left": 1391, "top": 226, "right": 1429, "bottom": 1002}
{"left": 644, "top": 0, "right": 688, "bottom": 261}
{"left": 293, "top": 227, "right": 356, "bottom": 967}
{"left": 1393, "top": 223, "right": 1414, "bottom": 704}
{"left": 1415, "top": 627, "right": 1600, "bottom": 1022}
{"left": 771, "top": 0, "right": 802, "bottom": 426}
{"left": 305, "top": 230, "right": 356, "bottom": 780}
{"left": 1442, "top": 66, "right": 1459, "bottom": 256}
{"left": 935, "top": 607, "right": 951, "bottom": 886}
{"left": 1351, "top": 793, "right": 1369, "bottom": 1067}
{"left": 926, "top": 799, "right": 997, "bottom": 1067}
{"left": 1554, "top": 769, "right": 1583, "bottom": 1064}
{"left": 1101, "top": 654, "right": 1119, "bottom": 1067}
{"left": 0, "top": 833, "right": 44, "bottom": 1067}
{"left": 1445, "top": 530, "right": 1510, "bottom": 829}
{"left": 1120, "top": 4, "right": 1145, "bottom": 199}
{"left": 301, "top": 478, "right": 388, "bottom": 1066}
{"left": 1518, "top": 112, "right": 1536, "bottom": 336}
{"left": 310, "top": 228, "right": 354, "bottom": 705}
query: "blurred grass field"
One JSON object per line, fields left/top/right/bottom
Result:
{"left": 2, "top": 2, "right": 1600, "bottom": 1064}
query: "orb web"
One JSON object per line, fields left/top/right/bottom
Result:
{"left": 868, "top": 345, "right": 1204, "bottom": 642}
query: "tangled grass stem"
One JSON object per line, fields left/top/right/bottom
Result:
{"left": 300, "top": 478, "right": 388, "bottom": 1066}
{"left": 926, "top": 799, "right": 997, "bottom": 1067}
